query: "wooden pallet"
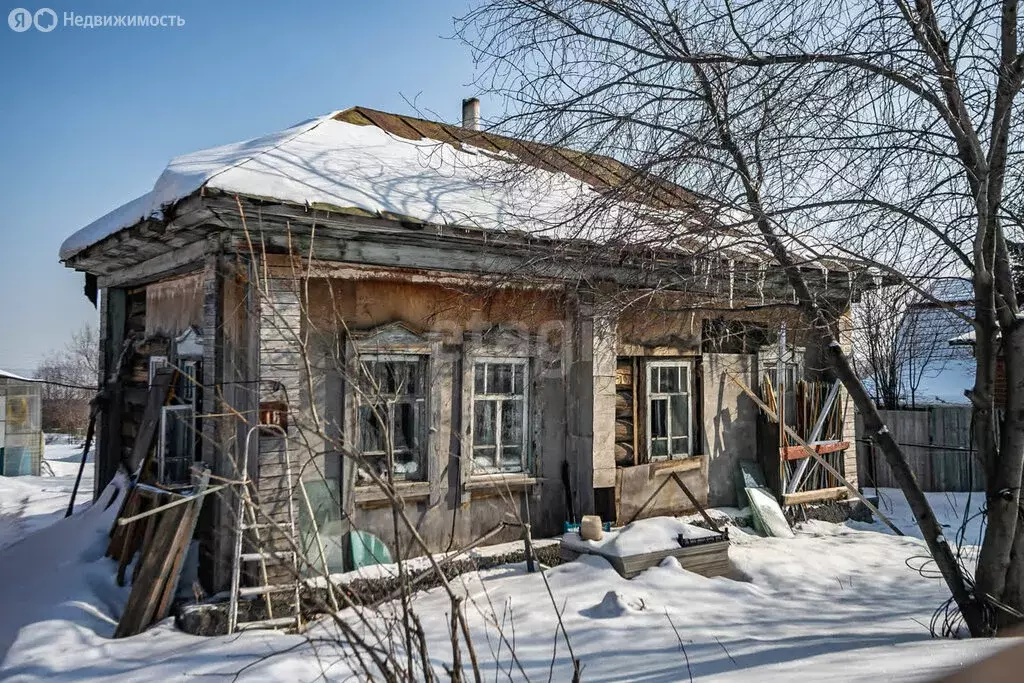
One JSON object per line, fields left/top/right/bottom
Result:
{"left": 560, "top": 536, "right": 731, "bottom": 579}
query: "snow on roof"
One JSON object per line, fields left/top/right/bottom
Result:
{"left": 949, "top": 330, "right": 976, "bottom": 346}
{"left": 0, "top": 368, "right": 39, "bottom": 383}
{"left": 58, "top": 109, "right": 793, "bottom": 264}
{"left": 909, "top": 358, "right": 974, "bottom": 405}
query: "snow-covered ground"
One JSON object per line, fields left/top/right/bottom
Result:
{"left": 0, "top": 465, "right": 1015, "bottom": 681}
{"left": 0, "top": 442, "right": 92, "bottom": 550}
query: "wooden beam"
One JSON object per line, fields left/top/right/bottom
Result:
{"left": 95, "top": 240, "right": 208, "bottom": 288}
{"left": 261, "top": 255, "right": 564, "bottom": 291}
{"left": 782, "top": 486, "right": 848, "bottom": 506}
{"left": 780, "top": 441, "right": 850, "bottom": 462}
{"left": 671, "top": 472, "right": 722, "bottom": 533}
{"left": 727, "top": 372, "right": 903, "bottom": 535}
{"left": 97, "top": 288, "right": 127, "bottom": 498}
{"left": 126, "top": 369, "right": 174, "bottom": 476}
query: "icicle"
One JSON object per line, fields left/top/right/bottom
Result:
{"left": 728, "top": 258, "right": 735, "bottom": 309}
{"left": 756, "top": 263, "right": 766, "bottom": 306}
{"left": 822, "top": 265, "right": 829, "bottom": 291}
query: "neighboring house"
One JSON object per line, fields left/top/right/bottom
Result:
{"left": 0, "top": 369, "right": 43, "bottom": 476}
{"left": 60, "top": 102, "right": 869, "bottom": 592}
{"left": 896, "top": 278, "right": 975, "bottom": 406}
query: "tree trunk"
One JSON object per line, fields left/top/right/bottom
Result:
{"left": 995, "top": 323, "right": 1024, "bottom": 626}
{"left": 818, "top": 326, "right": 990, "bottom": 636}
{"left": 687, "top": 50, "right": 990, "bottom": 636}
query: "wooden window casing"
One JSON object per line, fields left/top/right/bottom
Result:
{"left": 470, "top": 358, "right": 529, "bottom": 474}
{"left": 354, "top": 354, "right": 429, "bottom": 485}
{"left": 646, "top": 360, "right": 694, "bottom": 460}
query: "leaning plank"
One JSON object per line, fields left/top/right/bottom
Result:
{"left": 116, "top": 495, "right": 157, "bottom": 587}
{"left": 781, "top": 486, "right": 849, "bottom": 507}
{"left": 670, "top": 473, "right": 723, "bottom": 534}
{"left": 154, "top": 469, "right": 211, "bottom": 622}
{"left": 106, "top": 487, "right": 143, "bottom": 559}
{"left": 727, "top": 372, "right": 903, "bottom": 536}
{"left": 125, "top": 368, "right": 175, "bottom": 476}
{"left": 114, "top": 505, "right": 188, "bottom": 638}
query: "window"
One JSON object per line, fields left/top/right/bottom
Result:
{"left": 646, "top": 361, "right": 693, "bottom": 459}
{"left": 178, "top": 360, "right": 199, "bottom": 404}
{"left": 471, "top": 359, "right": 528, "bottom": 474}
{"left": 354, "top": 356, "right": 427, "bottom": 485}
{"left": 157, "top": 360, "right": 201, "bottom": 487}
{"left": 159, "top": 404, "right": 195, "bottom": 485}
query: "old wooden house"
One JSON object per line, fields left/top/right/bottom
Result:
{"left": 60, "top": 101, "right": 867, "bottom": 592}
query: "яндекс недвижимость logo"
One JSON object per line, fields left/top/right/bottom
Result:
{"left": 8, "top": 7, "right": 57, "bottom": 32}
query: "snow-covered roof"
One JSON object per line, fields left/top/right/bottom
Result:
{"left": 908, "top": 359, "right": 974, "bottom": 405}
{"left": 949, "top": 330, "right": 976, "bottom": 346}
{"left": 58, "top": 108, "right": 802, "bottom": 265}
{"left": 0, "top": 368, "right": 39, "bottom": 383}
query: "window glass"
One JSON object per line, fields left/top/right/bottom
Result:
{"left": 160, "top": 405, "right": 195, "bottom": 486}
{"left": 647, "top": 362, "right": 692, "bottom": 460}
{"left": 355, "top": 356, "right": 427, "bottom": 484}
{"left": 472, "top": 360, "right": 528, "bottom": 474}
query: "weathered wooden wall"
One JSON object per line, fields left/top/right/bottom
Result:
{"left": 855, "top": 406, "right": 982, "bottom": 492}
{"left": 299, "top": 274, "right": 570, "bottom": 560}
{"left": 145, "top": 272, "right": 204, "bottom": 337}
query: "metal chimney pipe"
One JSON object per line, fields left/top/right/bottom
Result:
{"left": 461, "top": 97, "right": 480, "bottom": 131}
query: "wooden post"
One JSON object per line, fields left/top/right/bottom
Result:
{"left": 97, "top": 288, "right": 127, "bottom": 499}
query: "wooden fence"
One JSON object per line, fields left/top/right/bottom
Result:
{"left": 856, "top": 406, "right": 983, "bottom": 492}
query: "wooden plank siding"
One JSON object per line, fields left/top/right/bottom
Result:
{"left": 255, "top": 273, "right": 305, "bottom": 583}
{"left": 856, "top": 406, "right": 983, "bottom": 492}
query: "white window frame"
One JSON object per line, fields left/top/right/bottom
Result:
{"left": 353, "top": 353, "right": 429, "bottom": 484}
{"left": 148, "top": 356, "right": 169, "bottom": 387}
{"left": 158, "top": 403, "right": 195, "bottom": 486}
{"left": 178, "top": 359, "right": 199, "bottom": 404}
{"left": 646, "top": 360, "right": 694, "bottom": 460}
{"left": 469, "top": 357, "right": 530, "bottom": 475}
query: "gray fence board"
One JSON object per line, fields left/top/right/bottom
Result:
{"left": 856, "top": 407, "right": 983, "bottom": 492}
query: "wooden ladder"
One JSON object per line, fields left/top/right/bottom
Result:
{"left": 227, "top": 426, "right": 303, "bottom": 633}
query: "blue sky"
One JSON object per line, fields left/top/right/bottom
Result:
{"left": 0, "top": 0, "right": 475, "bottom": 373}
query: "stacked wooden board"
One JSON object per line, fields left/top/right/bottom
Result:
{"left": 106, "top": 469, "right": 210, "bottom": 638}
{"left": 560, "top": 524, "right": 731, "bottom": 579}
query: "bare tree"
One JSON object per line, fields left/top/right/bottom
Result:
{"left": 854, "top": 283, "right": 967, "bottom": 409}
{"left": 35, "top": 325, "right": 98, "bottom": 434}
{"left": 457, "top": 0, "right": 1024, "bottom": 634}
{"left": 854, "top": 287, "right": 914, "bottom": 410}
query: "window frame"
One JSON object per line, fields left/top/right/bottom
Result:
{"left": 148, "top": 355, "right": 169, "bottom": 387}
{"left": 645, "top": 359, "right": 694, "bottom": 460}
{"left": 469, "top": 356, "right": 530, "bottom": 476}
{"left": 158, "top": 403, "right": 196, "bottom": 486}
{"left": 352, "top": 353, "right": 430, "bottom": 485}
